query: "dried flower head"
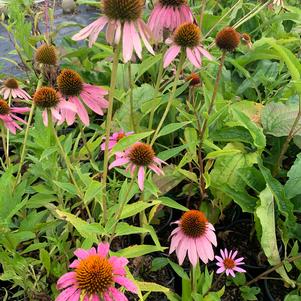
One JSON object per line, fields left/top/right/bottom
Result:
{"left": 102, "top": 0, "right": 144, "bottom": 22}
{"left": 4, "top": 78, "right": 18, "bottom": 89}
{"left": 186, "top": 73, "right": 201, "bottom": 86}
{"left": 241, "top": 33, "right": 252, "bottom": 48}
{"left": 174, "top": 22, "right": 201, "bottom": 48}
{"left": 0, "top": 99, "right": 10, "bottom": 115}
{"left": 57, "top": 69, "right": 83, "bottom": 97}
{"left": 35, "top": 44, "right": 58, "bottom": 65}
{"left": 33, "top": 87, "right": 60, "bottom": 108}
{"left": 215, "top": 27, "right": 240, "bottom": 52}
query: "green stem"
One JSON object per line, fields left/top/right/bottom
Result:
{"left": 109, "top": 177, "right": 135, "bottom": 243}
{"left": 78, "top": 125, "right": 95, "bottom": 164}
{"left": 199, "top": 0, "right": 206, "bottom": 29}
{"left": 150, "top": 51, "right": 185, "bottom": 146}
{"left": 5, "top": 93, "right": 12, "bottom": 166}
{"left": 191, "top": 264, "right": 197, "bottom": 295}
{"left": 47, "top": 109, "right": 92, "bottom": 220}
{"left": 147, "top": 53, "right": 165, "bottom": 143}
{"left": 128, "top": 62, "right": 137, "bottom": 132}
{"left": 199, "top": 51, "right": 226, "bottom": 148}
{"left": 14, "top": 76, "right": 43, "bottom": 187}
{"left": 101, "top": 42, "right": 121, "bottom": 226}
{"left": 0, "top": 122, "right": 9, "bottom": 167}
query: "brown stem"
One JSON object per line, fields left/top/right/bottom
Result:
{"left": 246, "top": 254, "right": 301, "bottom": 286}
{"left": 273, "top": 95, "right": 301, "bottom": 176}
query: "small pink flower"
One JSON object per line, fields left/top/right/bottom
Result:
{"left": 72, "top": 0, "right": 154, "bottom": 62}
{"left": 0, "top": 99, "right": 29, "bottom": 134}
{"left": 215, "top": 248, "right": 246, "bottom": 277}
{"left": 109, "top": 142, "right": 165, "bottom": 190}
{"left": 169, "top": 210, "right": 217, "bottom": 266}
{"left": 56, "top": 243, "right": 137, "bottom": 301}
{"left": 164, "top": 22, "right": 212, "bottom": 68}
{"left": 101, "top": 131, "right": 133, "bottom": 151}
{"left": 148, "top": 0, "right": 194, "bottom": 41}
{"left": 57, "top": 69, "right": 108, "bottom": 126}
{"left": 0, "top": 78, "right": 31, "bottom": 100}
{"left": 33, "top": 87, "right": 77, "bottom": 127}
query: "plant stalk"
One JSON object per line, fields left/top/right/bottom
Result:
{"left": 128, "top": 62, "right": 137, "bottom": 132}
{"left": 150, "top": 51, "right": 185, "bottom": 146}
{"left": 101, "top": 42, "right": 121, "bottom": 226}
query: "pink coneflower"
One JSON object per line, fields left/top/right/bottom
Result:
{"left": 0, "top": 99, "right": 29, "bottom": 134}
{"left": 57, "top": 69, "right": 108, "bottom": 126}
{"left": 56, "top": 243, "right": 137, "bottom": 301}
{"left": 72, "top": 0, "right": 154, "bottom": 62}
{"left": 33, "top": 87, "right": 76, "bottom": 127}
{"left": 109, "top": 142, "right": 165, "bottom": 190}
{"left": 101, "top": 130, "right": 133, "bottom": 151}
{"left": 215, "top": 248, "right": 246, "bottom": 277}
{"left": 148, "top": 0, "right": 194, "bottom": 41}
{"left": 169, "top": 210, "right": 217, "bottom": 266}
{"left": 0, "top": 78, "right": 31, "bottom": 100}
{"left": 164, "top": 22, "right": 212, "bottom": 68}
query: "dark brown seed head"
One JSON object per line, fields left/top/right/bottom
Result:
{"left": 159, "top": 0, "right": 186, "bottom": 7}
{"left": 215, "top": 27, "right": 240, "bottom": 52}
{"left": 35, "top": 44, "right": 58, "bottom": 65}
{"left": 180, "top": 210, "right": 208, "bottom": 238}
{"left": 128, "top": 142, "right": 155, "bottom": 166}
{"left": 0, "top": 99, "right": 10, "bottom": 115}
{"left": 57, "top": 69, "right": 83, "bottom": 97}
{"left": 174, "top": 23, "right": 200, "bottom": 48}
{"left": 4, "top": 78, "right": 18, "bottom": 89}
{"left": 33, "top": 87, "right": 60, "bottom": 108}
{"left": 186, "top": 73, "right": 201, "bottom": 86}
{"left": 102, "top": 0, "right": 144, "bottom": 21}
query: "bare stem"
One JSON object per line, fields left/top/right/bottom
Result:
{"left": 199, "top": 0, "right": 206, "bottom": 29}
{"left": 128, "top": 62, "right": 137, "bottom": 132}
{"left": 0, "top": 122, "right": 9, "bottom": 167}
{"left": 246, "top": 254, "right": 301, "bottom": 286}
{"left": 5, "top": 93, "right": 12, "bottom": 166}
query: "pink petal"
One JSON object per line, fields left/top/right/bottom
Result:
{"left": 109, "top": 157, "right": 130, "bottom": 169}
{"left": 73, "top": 96, "right": 90, "bottom": 126}
{"left": 55, "top": 287, "right": 79, "bottom": 301}
{"left": 186, "top": 47, "right": 201, "bottom": 68}
{"left": 123, "top": 21, "right": 134, "bottom": 62}
{"left": 114, "top": 276, "right": 137, "bottom": 293}
{"left": 97, "top": 243, "right": 110, "bottom": 257}
{"left": 57, "top": 272, "right": 77, "bottom": 290}
{"left": 130, "top": 21, "right": 142, "bottom": 59}
{"left": 137, "top": 166, "right": 145, "bottom": 190}
{"left": 163, "top": 45, "right": 181, "bottom": 68}
{"left": 216, "top": 267, "right": 225, "bottom": 274}
{"left": 69, "top": 259, "right": 80, "bottom": 268}
{"left": 74, "top": 248, "right": 90, "bottom": 260}
{"left": 109, "top": 287, "right": 128, "bottom": 301}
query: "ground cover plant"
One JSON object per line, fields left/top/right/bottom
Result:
{"left": 0, "top": 0, "right": 301, "bottom": 300}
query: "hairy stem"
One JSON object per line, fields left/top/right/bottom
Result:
{"left": 101, "top": 42, "right": 121, "bottom": 226}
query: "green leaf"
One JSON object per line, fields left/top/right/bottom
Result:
{"left": 232, "top": 108, "right": 266, "bottom": 150}
{"left": 168, "top": 260, "right": 189, "bottom": 281}
{"left": 206, "top": 149, "right": 242, "bottom": 159}
{"left": 158, "top": 196, "right": 189, "bottom": 212}
{"left": 262, "top": 102, "right": 301, "bottom": 137}
{"left": 55, "top": 210, "right": 105, "bottom": 241}
{"left": 39, "top": 249, "right": 51, "bottom": 276}
{"left": 157, "top": 122, "right": 191, "bottom": 138}
{"left": 256, "top": 187, "right": 294, "bottom": 287}
{"left": 115, "top": 245, "right": 165, "bottom": 258}
{"left": 120, "top": 200, "right": 160, "bottom": 219}
{"left": 135, "top": 54, "right": 162, "bottom": 81}
{"left": 285, "top": 153, "right": 301, "bottom": 199}
{"left": 53, "top": 181, "right": 77, "bottom": 195}
{"left": 157, "top": 144, "right": 188, "bottom": 161}
{"left": 84, "top": 180, "right": 101, "bottom": 204}
{"left": 115, "top": 222, "right": 149, "bottom": 236}
{"left": 111, "top": 131, "right": 154, "bottom": 154}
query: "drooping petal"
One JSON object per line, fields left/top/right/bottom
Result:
{"left": 163, "top": 45, "right": 181, "bottom": 68}
{"left": 114, "top": 276, "right": 137, "bottom": 293}
{"left": 123, "top": 21, "right": 134, "bottom": 62}
{"left": 57, "top": 272, "right": 77, "bottom": 290}
{"left": 137, "top": 166, "right": 145, "bottom": 190}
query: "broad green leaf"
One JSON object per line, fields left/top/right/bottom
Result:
{"left": 168, "top": 260, "right": 189, "bottom": 281}
{"left": 55, "top": 210, "right": 105, "bottom": 241}
{"left": 158, "top": 196, "right": 188, "bottom": 212}
{"left": 120, "top": 201, "right": 160, "bottom": 219}
{"left": 210, "top": 127, "right": 253, "bottom": 144}
{"left": 115, "top": 245, "right": 165, "bottom": 258}
{"left": 206, "top": 149, "right": 241, "bottom": 159}
{"left": 261, "top": 102, "right": 301, "bottom": 137}
{"left": 115, "top": 222, "right": 149, "bottom": 236}
{"left": 256, "top": 187, "right": 294, "bottom": 287}
{"left": 285, "top": 153, "right": 301, "bottom": 199}
{"left": 157, "top": 144, "right": 188, "bottom": 161}
{"left": 111, "top": 131, "right": 154, "bottom": 154}
{"left": 53, "top": 181, "right": 77, "bottom": 195}
{"left": 157, "top": 122, "right": 191, "bottom": 138}
{"left": 84, "top": 180, "right": 101, "bottom": 204}
{"left": 39, "top": 249, "right": 51, "bottom": 276}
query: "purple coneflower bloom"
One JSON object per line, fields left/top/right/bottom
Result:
{"left": 56, "top": 243, "right": 137, "bottom": 301}
{"left": 101, "top": 131, "right": 133, "bottom": 151}
{"left": 169, "top": 210, "right": 217, "bottom": 266}
{"left": 0, "top": 78, "right": 31, "bottom": 100}
{"left": 215, "top": 248, "right": 246, "bottom": 277}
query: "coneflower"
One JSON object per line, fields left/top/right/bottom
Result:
{"left": 148, "top": 0, "right": 194, "bottom": 41}
{"left": 215, "top": 27, "right": 240, "bottom": 52}
{"left": 72, "top": 0, "right": 154, "bottom": 62}
{"left": 35, "top": 43, "right": 58, "bottom": 66}
{"left": 0, "top": 78, "right": 31, "bottom": 100}
{"left": 169, "top": 210, "right": 217, "bottom": 266}
{"left": 164, "top": 23, "right": 212, "bottom": 68}
{"left": 57, "top": 69, "right": 108, "bottom": 126}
